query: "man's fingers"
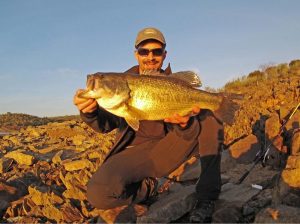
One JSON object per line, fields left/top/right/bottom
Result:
{"left": 82, "top": 100, "right": 98, "bottom": 113}
{"left": 74, "top": 96, "right": 88, "bottom": 105}
{"left": 78, "top": 99, "right": 96, "bottom": 111}
{"left": 174, "top": 114, "right": 189, "bottom": 123}
{"left": 73, "top": 89, "right": 88, "bottom": 105}
{"left": 164, "top": 114, "right": 189, "bottom": 126}
{"left": 192, "top": 106, "right": 201, "bottom": 114}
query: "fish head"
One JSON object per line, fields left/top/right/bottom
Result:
{"left": 80, "top": 73, "right": 131, "bottom": 110}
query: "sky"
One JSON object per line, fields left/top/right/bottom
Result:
{"left": 0, "top": 0, "right": 299, "bottom": 117}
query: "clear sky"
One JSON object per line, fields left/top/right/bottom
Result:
{"left": 0, "top": 0, "right": 299, "bottom": 117}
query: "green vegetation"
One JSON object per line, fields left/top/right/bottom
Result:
{"left": 224, "top": 59, "right": 300, "bottom": 91}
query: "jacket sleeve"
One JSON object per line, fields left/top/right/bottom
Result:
{"left": 80, "top": 106, "right": 124, "bottom": 133}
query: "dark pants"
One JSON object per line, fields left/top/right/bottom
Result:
{"left": 87, "top": 111, "right": 223, "bottom": 210}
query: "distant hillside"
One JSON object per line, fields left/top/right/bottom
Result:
{"left": 0, "top": 112, "right": 80, "bottom": 131}
{"left": 223, "top": 59, "right": 300, "bottom": 144}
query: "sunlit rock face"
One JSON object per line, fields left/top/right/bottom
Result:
{"left": 282, "top": 155, "right": 300, "bottom": 188}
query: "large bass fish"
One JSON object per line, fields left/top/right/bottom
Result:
{"left": 79, "top": 71, "right": 240, "bottom": 131}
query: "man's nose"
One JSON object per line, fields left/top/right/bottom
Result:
{"left": 148, "top": 52, "right": 154, "bottom": 59}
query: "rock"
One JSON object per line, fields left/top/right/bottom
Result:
{"left": 137, "top": 184, "right": 196, "bottom": 223}
{"left": 71, "top": 134, "right": 86, "bottom": 146}
{"left": 285, "top": 110, "right": 300, "bottom": 131}
{"left": 7, "top": 136, "right": 21, "bottom": 146}
{"left": 279, "top": 107, "right": 290, "bottom": 120}
{"left": 63, "top": 159, "right": 94, "bottom": 171}
{"left": 281, "top": 155, "right": 300, "bottom": 188}
{"left": 0, "top": 200, "right": 9, "bottom": 217}
{"left": 98, "top": 204, "right": 147, "bottom": 224}
{"left": 265, "top": 113, "right": 281, "bottom": 139}
{"left": 212, "top": 182, "right": 267, "bottom": 223}
{"left": 42, "top": 204, "right": 64, "bottom": 222}
{"left": 213, "top": 201, "right": 242, "bottom": 223}
{"left": 218, "top": 183, "right": 261, "bottom": 206}
{"left": 52, "top": 150, "right": 63, "bottom": 164}
{"left": 0, "top": 181, "right": 18, "bottom": 202}
{"left": 242, "top": 188, "right": 273, "bottom": 216}
{"left": 87, "top": 150, "right": 103, "bottom": 160}
{"left": 291, "top": 131, "right": 300, "bottom": 155}
{"left": 254, "top": 205, "right": 300, "bottom": 223}
{"left": 285, "top": 155, "right": 300, "bottom": 169}
{"left": 221, "top": 150, "right": 237, "bottom": 173}
{"left": 61, "top": 202, "right": 84, "bottom": 222}
{"left": 168, "top": 157, "right": 201, "bottom": 181}
{"left": 26, "top": 127, "right": 41, "bottom": 137}
{"left": 63, "top": 186, "right": 86, "bottom": 201}
{"left": 28, "top": 186, "right": 64, "bottom": 206}
{"left": 282, "top": 192, "right": 300, "bottom": 207}
{"left": 4, "top": 150, "right": 34, "bottom": 166}
{"left": 281, "top": 167, "right": 300, "bottom": 188}
{"left": 0, "top": 157, "right": 13, "bottom": 173}
{"left": 229, "top": 134, "right": 261, "bottom": 164}
{"left": 221, "top": 174, "right": 230, "bottom": 184}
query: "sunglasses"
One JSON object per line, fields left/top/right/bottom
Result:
{"left": 137, "top": 48, "right": 165, "bottom": 57}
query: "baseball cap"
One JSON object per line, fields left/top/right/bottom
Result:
{"left": 135, "top": 27, "right": 166, "bottom": 48}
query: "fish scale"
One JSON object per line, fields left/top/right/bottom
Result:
{"left": 79, "top": 72, "right": 240, "bottom": 130}
{"left": 126, "top": 75, "right": 221, "bottom": 120}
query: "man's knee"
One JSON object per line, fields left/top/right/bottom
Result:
{"left": 86, "top": 165, "right": 125, "bottom": 210}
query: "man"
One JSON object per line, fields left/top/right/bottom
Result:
{"left": 73, "top": 27, "right": 223, "bottom": 223}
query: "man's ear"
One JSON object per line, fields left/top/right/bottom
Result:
{"left": 134, "top": 50, "right": 139, "bottom": 61}
{"left": 163, "top": 50, "right": 167, "bottom": 60}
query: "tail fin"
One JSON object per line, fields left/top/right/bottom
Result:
{"left": 214, "top": 93, "right": 242, "bottom": 125}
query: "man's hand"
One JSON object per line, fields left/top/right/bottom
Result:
{"left": 164, "top": 106, "right": 201, "bottom": 128}
{"left": 73, "top": 89, "right": 98, "bottom": 113}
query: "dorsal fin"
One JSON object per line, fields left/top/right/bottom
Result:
{"left": 169, "top": 71, "right": 202, "bottom": 87}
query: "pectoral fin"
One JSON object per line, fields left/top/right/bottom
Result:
{"left": 120, "top": 104, "right": 145, "bottom": 131}
{"left": 125, "top": 118, "right": 140, "bottom": 131}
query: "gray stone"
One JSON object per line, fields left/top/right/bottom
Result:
{"left": 223, "top": 162, "right": 278, "bottom": 187}
{"left": 213, "top": 201, "right": 242, "bottom": 223}
{"left": 282, "top": 192, "right": 300, "bottom": 207}
{"left": 176, "top": 160, "right": 201, "bottom": 182}
{"left": 221, "top": 174, "right": 230, "bottom": 184}
{"left": 206, "top": 183, "right": 262, "bottom": 223}
{"left": 243, "top": 189, "right": 273, "bottom": 216}
{"left": 243, "top": 204, "right": 256, "bottom": 216}
{"left": 137, "top": 184, "right": 196, "bottom": 223}
{"left": 219, "top": 183, "right": 261, "bottom": 206}
{"left": 221, "top": 150, "right": 237, "bottom": 173}
{"left": 254, "top": 205, "right": 300, "bottom": 223}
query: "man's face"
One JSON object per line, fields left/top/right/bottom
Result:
{"left": 134, "top": 41, "right": 167, "bottom": 75}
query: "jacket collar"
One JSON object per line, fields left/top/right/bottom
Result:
{"left": 125, "top": 63, "right": 172, "bottom": 75}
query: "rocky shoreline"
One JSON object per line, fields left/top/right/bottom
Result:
{"left": 0, "top": 61, "right": 299, "bottom": 223}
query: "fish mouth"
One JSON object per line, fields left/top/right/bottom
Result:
{"left": 78, "top": 89, "right": 99, "bottom": 99}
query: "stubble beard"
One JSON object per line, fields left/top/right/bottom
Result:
{"left": 140, "top": 68, "right": 161, "bottom": 76}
